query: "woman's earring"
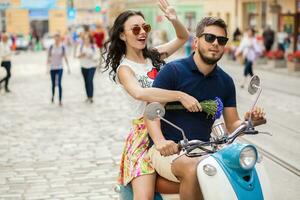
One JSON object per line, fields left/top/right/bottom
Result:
{"left": 120, "top": 33, "right": 126, "bottom": 41}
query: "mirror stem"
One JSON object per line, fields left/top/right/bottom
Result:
{"left": 159, "top": 116, "right": 188, "bottom": 141}
{"left": 249, "top": 86, "right": 262, "bottom": 123}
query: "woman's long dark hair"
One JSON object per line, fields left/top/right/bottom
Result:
{"left": 102, "top": 10, "right": 165, "bottom": 82}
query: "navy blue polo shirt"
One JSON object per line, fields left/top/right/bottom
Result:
{"left": 152, "top": 54, "right": 236, "bottom": 143}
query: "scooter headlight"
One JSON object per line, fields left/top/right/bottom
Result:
{"left": 239, "top": 146, "right": 257, "bottom": 170}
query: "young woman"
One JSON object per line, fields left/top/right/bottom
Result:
{"left": 77, "top": 34, "right": 98, "bottom": 103}
{"left": 47, "top": 33, "right": 70, "bottom": 106}
{"left": 103, "top": 0, "right": 201, "bottom": 199}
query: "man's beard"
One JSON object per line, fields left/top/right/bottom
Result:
{"left": 198, "top": 48, "right": 223, "bottom": 65}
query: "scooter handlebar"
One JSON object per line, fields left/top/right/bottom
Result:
{"left": 252, "top": 118, "right": 267, "bottom": 127}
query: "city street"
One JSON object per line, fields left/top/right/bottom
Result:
{"left": 0, "top": 50, "right": 300, "bottom": 199}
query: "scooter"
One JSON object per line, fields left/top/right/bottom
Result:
{"left": 116, "top": 75, "right": 272, "bottom": 200}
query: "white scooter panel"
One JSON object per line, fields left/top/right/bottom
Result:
{"left": 255, "top": 160, "right": 272, "bottom": 200}
{"left": 197, "top": 156, "right": 238, "bottom": 200}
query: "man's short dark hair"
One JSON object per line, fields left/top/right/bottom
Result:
{"left": 196, "top": 17, "right": 227, "bottom": 37}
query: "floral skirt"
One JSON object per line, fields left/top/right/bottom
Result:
{"left": 118, "top": 118, "right": 155, "bottom": 185}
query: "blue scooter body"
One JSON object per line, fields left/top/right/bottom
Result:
{"left": 118, "top": 184, "right": 163, "bottom": 200}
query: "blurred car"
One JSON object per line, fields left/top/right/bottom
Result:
{"left": 42, "top": 33, "right": 54, "bottom": 50}
{"left": 15, "top": 35, "right": 30, "bottom": 50}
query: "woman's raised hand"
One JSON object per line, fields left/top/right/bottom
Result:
{"left": 158, "top": 0, "right": 177, "bottom": 22}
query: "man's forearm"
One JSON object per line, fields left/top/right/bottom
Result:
{"left": 229, "top": 119, "right": 244, "bottom": 133}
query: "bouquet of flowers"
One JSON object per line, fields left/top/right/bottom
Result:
{"left": 165, "top": 97, "right": 223, "bottom": 119}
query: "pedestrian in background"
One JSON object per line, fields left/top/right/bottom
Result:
{"left": 184, "top": 28, "right": 195, "bottom": 56}
{"left": 277, "top": 28, "right": 289, "bottom": 53}
{"left": 235, "top": 28, "right": 262, "bottom": 88}
{"left": 92, "top": 23, "right": 106, "bottom": 66}
{"left": 231, "top": 27, "right": 243, "bottom": 61}
{"left": 262, "top": 25, "right": 275, "bottom": 52}
{"left": 77, "top": 34, "right": 98, "bottom": 103}
{"left": 233, "top": 27, "right": 242, "bottom": 42}
{"left": 0, "top": 33, "right": 13, "bottom": 93}
{"left": 47, "top": 33, "right": 70, "bottom": 106}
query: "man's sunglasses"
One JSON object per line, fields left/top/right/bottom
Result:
{"left": 130, "top": 24, "right": 151, "bottom": 35}
{"left": 199, "top": 33, "right": 228, "bottom": 46}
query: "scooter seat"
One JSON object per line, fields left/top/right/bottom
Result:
{"left": 117, "top": 176, "right": 179, "bottom": 199}
{"left": 155, "top": 175, "right": 179, "bottom": 194}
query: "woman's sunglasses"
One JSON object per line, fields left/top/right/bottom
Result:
{"left": 130, "top": 24, "right": 151, "bottom": 35}
{"left": 199, "top": 33, "right": 228, "bottom": 46}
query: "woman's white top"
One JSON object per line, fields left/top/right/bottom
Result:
{"left": 77, "top": 44, "right": 98, "bottom": 68}
{"left": 116, "top": 57, "right": 158, "bottom": 119}
{"left": 0, "top": 42, "right": 12, "bottom": 61}
{"left": 49, "top": 44, "right": 65, "bottom": 70}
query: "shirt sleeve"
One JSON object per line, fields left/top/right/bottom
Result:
{"left": 253, "top": 39, "right": 262, "bottom": 55}
{"left": 86, "top": 47, "right": 94, "bottom": 58}
{"left": 223, "top": 76, "right": 237, "bottom": 107}
{"left": 152, "top": 63, "right": 177, "bottom": 90}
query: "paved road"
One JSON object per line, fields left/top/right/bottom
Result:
{"left": 220, "top": 58, "right": 300, "bottom": 200}
{"left": 0, "top": 51, "right": 299, "bottom": 199}
{"left": 0, "top": 51, "right": 125, "bottom": 199}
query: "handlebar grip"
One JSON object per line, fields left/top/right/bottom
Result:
{"left": 253, "top": 118, "right": 267, "bottom": 126}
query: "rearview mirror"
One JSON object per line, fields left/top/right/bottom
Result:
{"left": 144, "top": 102, "right": 165, "bottom": 121}
{"left": 248, "top": 75, "right": 260, "bottom": 95}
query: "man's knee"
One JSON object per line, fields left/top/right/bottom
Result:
{"left": 171, "top": 156, "right": 199, "bottom": 179}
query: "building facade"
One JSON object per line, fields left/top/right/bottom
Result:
{"left": 4, "top": 0, "right": 67, "bottom": 36}
{"left": 0, "top": 0, "right": 10, "bottom": 32}
{"left": 202, "top": 0, "right": 298, "bottom": 51}
{"left": 71, "top": 0, "right": 108, "bottom": 26}
{"left": 109, "top": 0, "right": 203, "bottom": 41}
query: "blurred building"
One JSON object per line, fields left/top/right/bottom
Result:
{"left": 201, "top": 0, "right": 293, "bottom": 35}
{"left": 0, "top": 0, "right": 9, "bottom": 32}
{"left": 108, "top": 0, "right": 125, "bottom": 27}
{"left": 108, "top": 0, "right": 298, "bottom": 51}
{"left": 70, "top": 0, "right": 108, "bottom": 27}
{"left": 202, "top": 0, "right": 298, "bottom": 50}
{"left": 109, "top": 0, "right": 203, "bottom": 41}
{"left": 3, "top": 0, "right": 67, "bottom": 36}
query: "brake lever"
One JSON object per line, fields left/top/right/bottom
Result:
{"left": 186, "top": 151, "right": 209, "bottom": 157}
{"left": 243, "top": 129, "right": 272, "bottom": 136}
{"left": 243, "top": 129, "right": 259, "bottom": 135}
{"left": 259, "top": 131, "right": 272, "bottom": 136}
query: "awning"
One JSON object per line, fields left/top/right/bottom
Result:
{"left": 29, "top": 9, "right": 48, "bottom": 20}
{"left": 20, "top": 0, "right": 56, "bottom": 10}
{"left": 0, "top": 2, "right": 10, "bottom": 10}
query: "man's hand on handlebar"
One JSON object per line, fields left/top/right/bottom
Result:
{"left": 244, "top": 106, "right": 266, "bottom": 122}
{"left": 155, "top": 140, "right": 179, "bottom": 156}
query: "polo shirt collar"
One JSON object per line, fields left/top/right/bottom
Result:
{"left": 187, "top": 53, "right": 218, "bottom": 77}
